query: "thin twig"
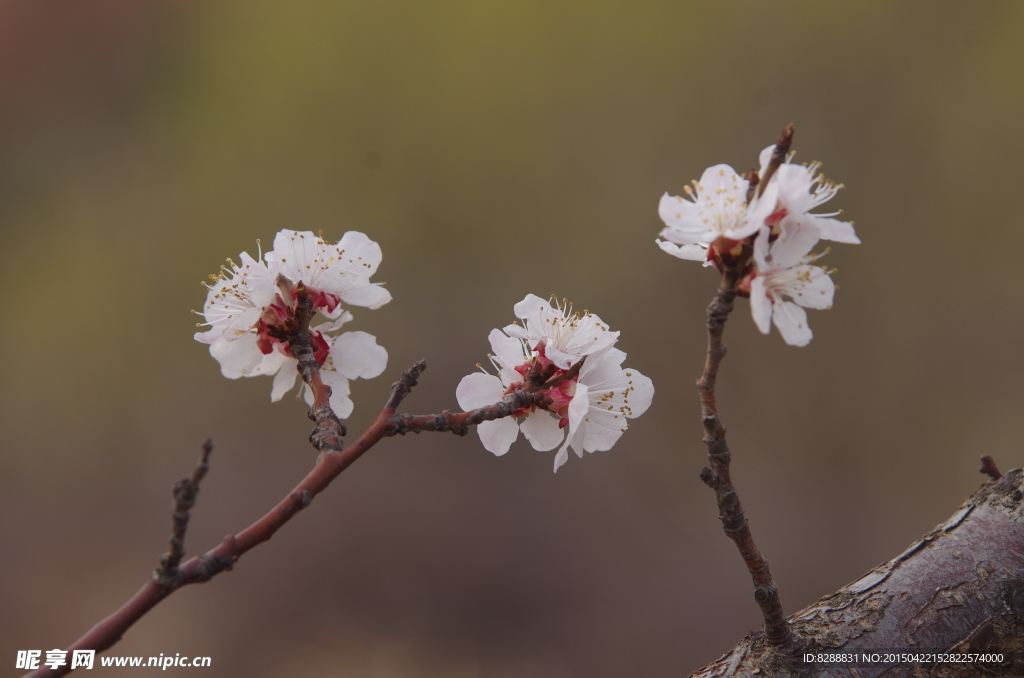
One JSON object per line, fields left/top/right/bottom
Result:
{"left": 696, "top": 262, "right": 798, "bottom": 651}
{"left": 383, "top": 389, "right": 544, "bottom": 437}
{"left": 154, "top": 440, "right": 213, "bottom": 586}
{"left": 384, "top": 360, "right": 427, "bottom": 411}
{"left": 754, "top": 123, "right": 794, "bottom": 198}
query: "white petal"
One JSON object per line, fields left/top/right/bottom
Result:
{"left": 556, "top": 381, "right": 591, "bottom": 463}
{"left": 553, "top": 446, "right": 569, "bottom": 472}
{"left": 699, "top": 163, "right": 745, "bottom": 194}
{"left": 544, "top": 311, "right": 619, "bottom": 370}
{"left": 520, "top": 411, "right": 564, "bottom": 451}
{"left": 749, "top": 277, "right": 772, "bottom": 335}
{"left": 809, "top": 214, "right": 861, "bottom": 244}
{"left": 578, "top": 412, "right": 627, "bottom": 452}
{"left": 456, "top": 372, "right": 505, "bottom": 411}
{"left": 512, "top": 294, "right": 553, "bottom": 330}
{"left": 300, "top": 369, "right": 351, "bottom": 406}
{"left": 209, "top": 333, "right": 264, "bottom": 378}
{"left": 758, "top": 145, "right": 775, "bottom": 176}
{"left": 330, "top": 392, "right": 355, "bottom": 419}
{"left": 266, "top": 229, "right": 387, "bottom": 296}
{"left": 320, "top": 370, "right": 354, "bottom": 418}
{"left": 340, "top": 283, "right": 392, "bottom": 309}
{"left": 656, "top": 239, "right": 708, "bottom": 261}
{"left": 486, "top": 329, "right": 527, "bottom": 385}
{"left": 331, "top": 331, "right": 388, "bottom": 380}
{"left": 789, "top": 266, "right": 835, "bottom": 310}
{"left": 741, "top": 181, "right": 779, "bottom": 239}
{"left": 336, "top": 231, "right": 383, "bottom": 278}
{"left": 222, "top": 306, "right": 263, "bottom": 339}
{"left": 488, "top": 329, "right": 527, "bottom": 370}
{"left": 477, "top": 418, "right": 519, "bottom": 456}
{"left": 657, "top": 193, "right": 707, "bottom": 242}
{"left": 773, "top": 164, "right": 816, "bottom": 213}
{"left": 773, "top": 301, "right": 812, "bottom": 347}
{"left": 502, "top": 323, "right": 530, "bottom": 340}
{"left": 267, "top": 229, "right": 319, "bottom": 283}
{"left": 196, "top": 254, "right": 275, "bottom": 337}
{"left": 270, "top": 360, "right": 299, "bottom": 401}
{"left": 580, "top": 346, "right": 626, "bottom": 380}
{"left": 249, "top": 347, "right": 290, "bottom": 376}
{"left": 313, "top": 310, "right": 354, "bottom": 332}
{"left": 574, "top": 362, "right": 653, "bottom": 453}
{"left": 623, "top": 369, "right": 654, "bottom": 419}
{"left": 753, "top": 226, "right": 771, "bottom": 269}
{"left": 235, "top": 251, "right": 278, "bottom": 308}
{"left": 544, "top": 345, "right": 579, "bottom": 370}
{"left": 194, "top": 328, "right": 225, "bottom": 345}
{"left": 770, "top": 221, "right": 821, "bottom": 269}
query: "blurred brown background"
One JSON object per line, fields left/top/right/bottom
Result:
{"left": 2, "top": 1, "right": 1022, "bottom": 676}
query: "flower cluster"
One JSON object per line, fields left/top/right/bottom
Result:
{"left": 457, "top": 294, "right": 654, "bottom": 472}
{"left": 657, "top": 142, "right": 859, "bottom": 346}
{"left": 194, "top": 229, "right": 390, "bottom": 417}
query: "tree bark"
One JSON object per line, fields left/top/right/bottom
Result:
{"left": 690, "top": 469, "right": 1024, "bottom": 678}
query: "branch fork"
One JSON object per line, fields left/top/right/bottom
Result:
{"left": 29, "top": 309, "right": 548, "bottom": 676}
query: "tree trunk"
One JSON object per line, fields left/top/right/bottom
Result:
{"left": 690, "top": 469, "right": 1024, "bottom": 678}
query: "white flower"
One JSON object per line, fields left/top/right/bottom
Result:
{"left": 749, "top": 225, "right": 835, "bottom": 347}
{"left": 502, "top": 294, "right": 619, "bottom": 369}
{"left": 455, "top": 329, "right": 564, "bottom": 456}
{"left": 459, "top": 298, "right": 653, "bottom": 472}
{"left": 757, "top": 146, "right": 859, "bottom": 245}
{"left": 554, "top": 347, "right": 654, "bottom": 472}
{"left": 657, "top": 164, "right": 778, "bottom": 260}
{"left": 194, "top": 251, "right": 280, "bottom": 345}
{"left": 264, "top": 229, "right": 392, "bottom": 310}
{"left": 195, "top": 230, "right": 391, "bottom": 416}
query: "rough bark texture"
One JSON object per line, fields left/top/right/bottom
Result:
{"left": 691, "top": 470, "right": 1024, "bottom": 678}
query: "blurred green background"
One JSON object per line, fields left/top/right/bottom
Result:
{"left": 2, "top": 1, "right": 1023, "bottom": 676}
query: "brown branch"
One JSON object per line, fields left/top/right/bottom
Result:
{"left": 697, "top": 261, "right": 797, "bottom": 651}
{"left": 383, "top": 388, "right": 544, "bottom": 437}
{"left": 154, "top": 440, "right": 213, "bottom": 587}
{"left": 291, "top": 284, "right": 347, "bottom": 452}
{"left": 25, "top": 357, "right": 534, "bottom": 677}
{"left": 384, "top": 359, "right": 426, "bottom": 411}
{"left": 540, "top": 358, "right": 583, "bottom": 389}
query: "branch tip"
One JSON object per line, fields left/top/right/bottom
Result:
{"left": 980, "top": 455, "right": 1002, "bottom": 481}
{"left": 154, "top": 441, "right": 215, "bottom": 586}
{"left": 384, "top": 359, "right": 428, "bottom": 411}
{"left": 755, "top": 123, "right": 795, "bottom": 198}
